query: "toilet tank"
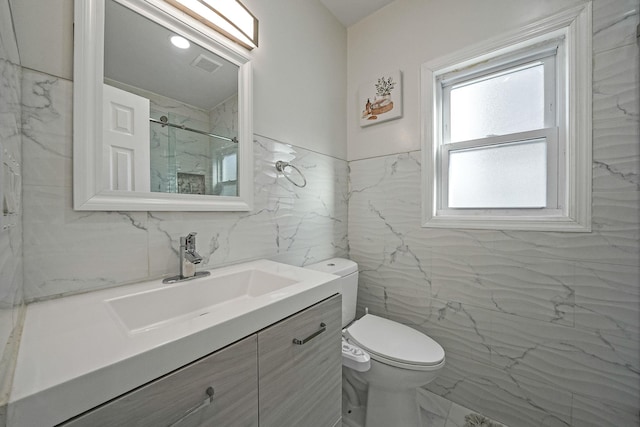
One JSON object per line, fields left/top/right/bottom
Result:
{"left": 305, "top": 258, "right": 358, "bottom": 328}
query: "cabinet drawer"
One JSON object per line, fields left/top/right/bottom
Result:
{"left": 258, "top": 294, "right": 342, "bottom": 427}
{"left": 60, "top": 335, "right": 258, "bottom": 427}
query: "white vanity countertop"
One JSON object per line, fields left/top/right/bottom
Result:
{"left": 7, "top": 260, "right": 340, "bottom": 427}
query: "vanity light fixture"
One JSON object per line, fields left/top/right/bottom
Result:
{"left": 163, "top": 0, "right": 258, "bottom": 50}
{"left": 170, "top": 35, "right": 191, "bottom": 49}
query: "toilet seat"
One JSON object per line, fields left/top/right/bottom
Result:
{"left": 345, "top": 314, "right": 445, "bottom": 371}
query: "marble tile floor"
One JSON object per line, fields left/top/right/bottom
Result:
{"left": 342, "top": 388, "right": 507, "bottom": 427}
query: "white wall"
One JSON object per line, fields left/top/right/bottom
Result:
{"left": 245, "top": 0, "right": 347, "bottom": 159}
{"left": 8, "top": 0, "right": 73, "bottom": 80}
{"left": 10, "top": 0, "right": 348, "bottom": 159}
{"left": 347, "top": 0, "right": 586, "bottom": 161}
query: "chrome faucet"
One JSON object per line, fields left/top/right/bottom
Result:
{"left": 163, "top": 232, "right": 211, "bottom": 284}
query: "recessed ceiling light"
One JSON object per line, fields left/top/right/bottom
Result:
{"left": 170, "top": 35, "right": 191, "bottom": 49}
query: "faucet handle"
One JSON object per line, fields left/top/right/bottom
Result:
{"left": 184, "top": 231, "right": 198, "bottom": 252}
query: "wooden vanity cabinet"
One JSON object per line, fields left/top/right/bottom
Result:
{"left": 258, "top": 294, "right": 342, "bottom": 427}
{"left": 60, "top": 335, "right": 259, "bottom": 427}
{"left": 58, "top": 294, "right": 341, "bottom": 427}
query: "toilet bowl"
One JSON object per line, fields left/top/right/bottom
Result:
{"left": 305, "top": 258, "right": 445, "bottom": 427}
{"left": 344, "top": 313, "right": 445, "bottom": 427}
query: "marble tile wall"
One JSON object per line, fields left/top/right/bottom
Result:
{"left": 21, "top": 68, "right": 348, "bottom": 302}
{"left": 0, "top": 0, "right": 24, "bottom": 413}
{"left": 348, "top": 1, "right": 640, "bottom": 426}
{"left": 209, "top": 94, "right": 238, "bottom": 141}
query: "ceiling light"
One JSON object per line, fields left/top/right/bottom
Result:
{"left": 170, "top": 35, "right": 191, "bottom": 49}
{"left": 164, "top": 0, "right": 258, "bottom": 50}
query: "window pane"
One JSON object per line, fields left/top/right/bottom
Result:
{"left": 221, "top": 152, "right": 237, "bottom": 182}
{"left": 448, "top": 139, "right": 547, "bottom": 208}
{"left": 449, "top": 64, "right": 545, "bottom": 143}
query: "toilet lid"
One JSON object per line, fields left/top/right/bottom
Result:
{"left": 345, "top": 314, "right": 444, "bottom": 366}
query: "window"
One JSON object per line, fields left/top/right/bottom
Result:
{"left": 421, "top": 3, "right": 592, "bottom": 231}
{"left": 213, "top": 148, "right": 238, "bottom": 196}
{"left": 221, "top": 151, "right": 237, "bottom": 183}
{"left": 441, "top": 44, "right": 561, "bottom": 212}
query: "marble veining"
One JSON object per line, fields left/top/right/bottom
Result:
{"left": 351, "top": 153, "right": 640, "bottom": 425}
{"left": 20, "top": 67, "right": 349, "bottom": 301}
{"left": 593, "top": 0, "right": 639, "bottom": 52}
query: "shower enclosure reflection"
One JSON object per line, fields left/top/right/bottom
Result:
{"left": 148, "top": 108, "right": 238, "bottom": 196}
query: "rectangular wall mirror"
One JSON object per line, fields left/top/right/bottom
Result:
{"left": 74, "top": 0, "right": 253, "bottom": 211}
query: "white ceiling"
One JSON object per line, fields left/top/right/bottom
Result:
{"left": 104, "top": 0, "right": 238, "bottom": 111}
{"left": 320, "top": 0, "right": 396, "bottom": 27}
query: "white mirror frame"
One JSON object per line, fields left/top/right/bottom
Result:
{"left": 73, "top": 0, "right": 253, "bottom": 211}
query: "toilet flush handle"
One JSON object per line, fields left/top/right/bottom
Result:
{"left": 293, "top": 323, "right": 327, "bottom": 345}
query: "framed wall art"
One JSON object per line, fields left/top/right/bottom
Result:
{"left": 359, "top": 70, "right": 402, "bottom": 127}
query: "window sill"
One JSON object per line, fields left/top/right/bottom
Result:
{"left": 421, "top": 212, "right": 592, "bottom": 232}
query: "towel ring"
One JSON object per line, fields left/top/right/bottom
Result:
{"left": 275, "top": 160, "right": 307, "bottom": 188}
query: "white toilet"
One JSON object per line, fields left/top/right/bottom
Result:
{"left": 306, "top": 258, "right": 445, "bottom": 427}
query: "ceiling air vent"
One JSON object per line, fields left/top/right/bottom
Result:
{"left": 190, "top": 54, "right": 223, "bottom": 73}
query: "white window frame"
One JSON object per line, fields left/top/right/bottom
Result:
{"left": 421, "top": 3, "right": 592, "bottom": 232}
{"left": 440, "top": 46, "right": 561, "bottom": 214}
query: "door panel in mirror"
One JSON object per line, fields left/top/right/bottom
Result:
{"left": 103, "top": 84, "right": 151, "bottom": 192}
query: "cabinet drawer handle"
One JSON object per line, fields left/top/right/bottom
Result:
{"left": 169, "top": 386, "right": 215, "bottom": 427}
{"left": 293, "top": 322, "right": 326, "bottom": 345}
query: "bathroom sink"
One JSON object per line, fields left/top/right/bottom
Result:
{"left": 107, "top": 268, "right": 298, "bottom": 333}
{"left": 11, "top": 259, "right": 340, "bottom": 427}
